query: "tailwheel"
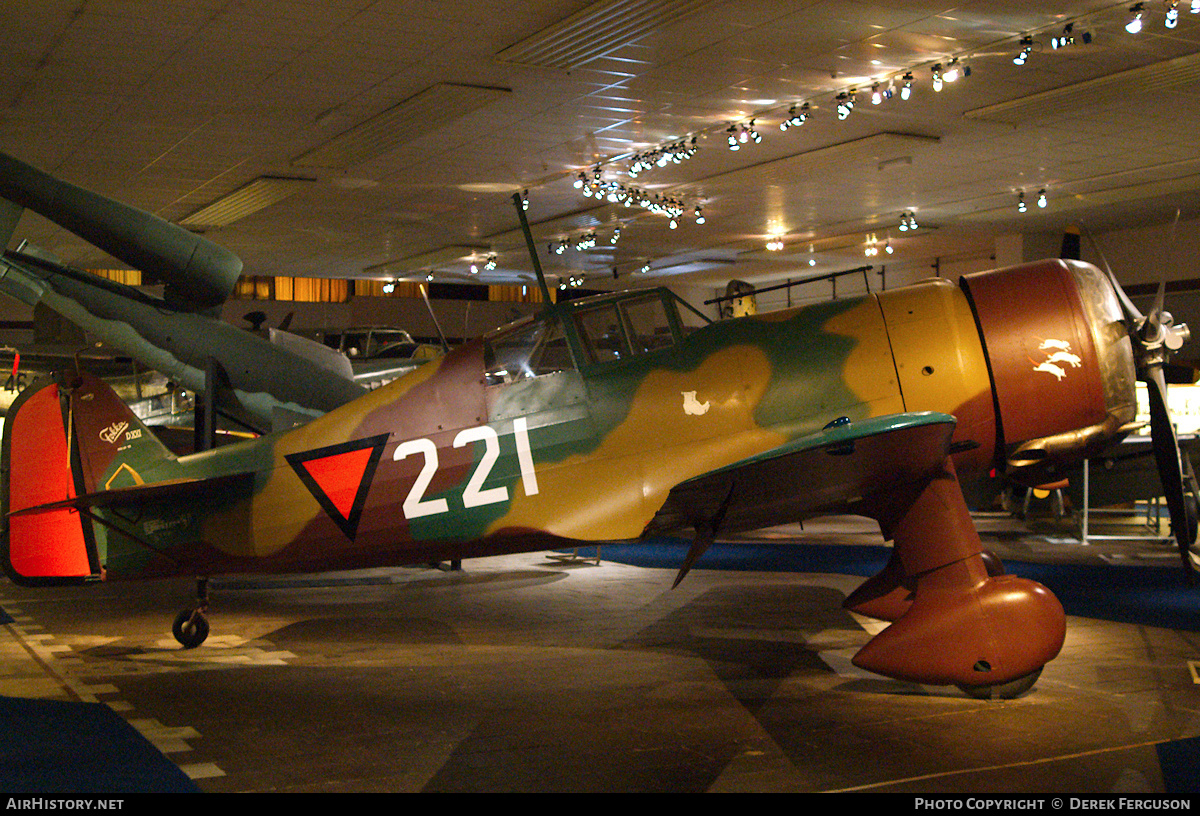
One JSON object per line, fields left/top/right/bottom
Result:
{"left": 957, "top": 667, "right": 1042, "bottom": 700}
{"left": 172, "top": 576, "right": 210, "bottom": 649}
{"left": 172, "top": 608, "right": 210, "bottom": 649}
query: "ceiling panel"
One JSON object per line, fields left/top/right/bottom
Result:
{"left": 1, "top": 0, "right": 1199, "bottom": 292}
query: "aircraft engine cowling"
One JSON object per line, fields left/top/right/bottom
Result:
{"left": 959, "top": 259, "right": 1138, "bottom": 485}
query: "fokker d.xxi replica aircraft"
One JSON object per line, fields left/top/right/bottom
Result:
{"left": 1, "top": 179, "right": 1193, "bottom": 698}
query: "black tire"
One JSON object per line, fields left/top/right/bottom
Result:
{"left": 979, "top": 550, "right": 1005, "bottom": 577}
{"left": 172, "top": 608, "right": 210, "bottom": 649}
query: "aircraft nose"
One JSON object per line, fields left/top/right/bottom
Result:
{"left": 959, "top": 258, "right": 1137, "bottom": 482}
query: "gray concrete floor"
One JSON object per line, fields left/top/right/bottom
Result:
{"left": 1, "top": 514, "right": 1198, "bottom": 792}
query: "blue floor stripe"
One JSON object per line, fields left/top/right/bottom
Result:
{"left": 0, "top": 696, "right": 199, "bottom": 792}
{"left": 1157, "top": 736, "right": 1200, "bottom": 793}
{"left": 595, "top": 539, "right": 1200, "bottom": 632}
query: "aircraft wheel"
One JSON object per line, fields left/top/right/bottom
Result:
{"left": 172, "top": 608, "right": 210, "bottom": 649}
{"left": 957, "top": 667, "right": 1042, "bottom": 700}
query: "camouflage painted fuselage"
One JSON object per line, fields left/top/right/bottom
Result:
{"left": 75, "top": 277, "right": 1006, "bottom": 580}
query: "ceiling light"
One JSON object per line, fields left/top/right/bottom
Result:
{"left": 727, "top": 124, "right": 739, "bottom": 150}
{"left": 871, "top": 83, "right": 882, "bottom": 104}
{"left": 836, "top": 91, "right": 855, "bottom": 119}
{"left": 1018, "top": 191, "right": 1027, "bottom": 213}
{"left": 1167, "top": 0, "right": 1180, "bottom": 27}
{"left": 1052, "top": 23, "right": 1075, "bottom": 49}
{"left": 628, "top": 136, "right": 699, "bottom": 177}
{"left": 943, "top": 59, "right": 961, "bottom": 83}
{"left": 485, "top": 254, "right": 497, "bottom": 270}
{"left": 780, "top": 102, "right": 810, "bottom": 130}
{"left": 900, "top": 72, "right": 913, "bottom": 100}
{"left": 931, "top": 64, "right": 944, "bottom": 91}
{"left": 1038, "top": 189, "right": 1048, "bottom": 208}
{"left": 1013, "top": 36, "right": 1034, "bottom": 65}
{"left": 694, "top": 206, "right": 705, "bottom": 224}
{"left": 1192, "top": 0, "right": 1199, "bottom": 13}
{"left": 1126, "top": 3, "right": 1145, "bottom": 33}
{"left": 382, "top": 280, "right": 395, "bottom": 294}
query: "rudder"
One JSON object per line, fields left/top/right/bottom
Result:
{"left": 2, "top": 374, "right": 98, "bottom": 584}
{"left": 1, "top": 369, "right": 178, "bottom": 584}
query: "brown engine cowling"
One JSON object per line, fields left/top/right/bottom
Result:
{"left": 959, "top": 259, "right": 1138, "bottom": 486}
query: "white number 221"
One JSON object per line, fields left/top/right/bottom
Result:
{"left": 392, "top": 418, "right": 539, "bottom": 519}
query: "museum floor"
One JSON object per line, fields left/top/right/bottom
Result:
{"left": 1, "top": 513, "right": 1199, "bottom": 793}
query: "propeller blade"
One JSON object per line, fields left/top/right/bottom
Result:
{"left": 1081, "top": 226, "right": 1143, "bottom": 325}
{"left": 1145, "top": 364, "right": 1199, "bottom": 579}
{"left": 1156, "top": 209, "right": 1182, "bottom": 319}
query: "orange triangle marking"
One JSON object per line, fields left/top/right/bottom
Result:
{"left": 298, "top": 447, "right": 376, "bottom": 522}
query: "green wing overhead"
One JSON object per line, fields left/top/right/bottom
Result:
{"left": 647, "top": 412, "right": 958, "bottom": 536}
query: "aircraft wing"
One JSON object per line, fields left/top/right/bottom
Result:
{"left": 648, "top": 412, "right": 958, "bottom": 536}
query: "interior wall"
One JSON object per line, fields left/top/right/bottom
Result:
{"left": 1083, "top": 215, "right": 1200, "bottom": 289}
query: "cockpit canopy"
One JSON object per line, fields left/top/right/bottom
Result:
{"left": 482, "top": 287, "right": 706, "bottom": 386}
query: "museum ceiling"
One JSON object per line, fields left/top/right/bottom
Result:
{"left": 3, "top": 0, "right": 1200, "bottom": 293}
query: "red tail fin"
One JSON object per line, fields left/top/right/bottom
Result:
{"left": 1, "top": 375, "right": 98, "bottom": 584}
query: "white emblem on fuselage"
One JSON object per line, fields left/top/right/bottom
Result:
{"left": 682, "top": 391, "right": 711, "bottom": 416}
{"left": 1032, "top": 340, "right": 1081, "bottom": 382}
{"left": 99, "top": 421, "right": 129, "bottom": 444}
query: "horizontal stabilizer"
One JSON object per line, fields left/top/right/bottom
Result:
{"left": 8, "top": 471, "right": 255, "bottom": 517}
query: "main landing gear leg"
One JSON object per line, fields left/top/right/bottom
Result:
{"left": 172, "top": 577, "right": 211, "bottom": 649}
{"left": 845, "top": 456, "right": 1065, "bottom": 698}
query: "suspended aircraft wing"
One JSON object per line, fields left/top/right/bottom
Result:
{"left": 648, "top": 412, "right": 957, "bottom": 537}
